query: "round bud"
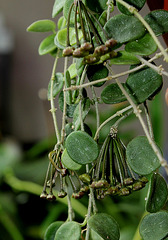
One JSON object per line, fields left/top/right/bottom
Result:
{"left": 61, "top": 168, "right": 68, "bottom": 177}
{"left": 105, "top": 39, "right": 118, "bottom": 48}
{"left": 40, "top": 191, "right": 47, "bottom": 199}
{"left": 80, "top": 42, "right": 93, "bottom": 51}
{"left": 133, "top": 181, "right": 145, "bottom": 191}
{"left": 46, "top": 193, "right": 56, "bottom": 201}
{"left": 58, "top": 190, "right": 67, "bottom": 198}
{"left": 84, "top": 55, "right": 100, "bottom": 64}
{"left": 94, "top": 45, "right": 109, "bottom": 57}
{"left": 63, "top": 47, "right": 74, "bottom": 57}
{"left": 79, "top": 174, "right": 91, "bottom": 183}
{"left": 124, "top": 178, "right": 134, "bottom": 186}
{"left": 119, "top": 187, "right": 131, "bottom": 196}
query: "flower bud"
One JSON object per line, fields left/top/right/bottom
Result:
{"left": 105, "top": 39, "right": 118, "bottom": 48}
{"left": 63, "top": 46, "right": 74, "bottom": 57}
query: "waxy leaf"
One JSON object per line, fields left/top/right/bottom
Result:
{"left": 101, "top": 83, "right": 127, "bottom": 104}
{"left": 91, "top": 230, "right": 104, "bottom": 240}
{"left": 88, "top": 213, "right": 120, "bottom": 240}
{"left": 27, "top": 20, "right": 56, "bottom": 32}
{"left": 48, "top": 73, "right": 64, "bottom": 100}
{"left": 57, "top": 16, "right": 66, "bottom": 30}
{"left": 125, "top": 33, "right": 157, "bottom": 56}
{"left": 139, "top": 212, "right": 168, "bottom": 240}
{"left": 104, "top": 14, "right": 146, "bottom": 43}
{"left": 126, "top": 136, "right": 160, "bottom": 175}
{"left": 73, "top": 98, "right": 91, "bottom": 131}
{"left": 144, "top": 10, "right": 168, "bottom": 36}
{"left": 76, "top": 58, "right": 84, "bottom": 77}
{"left": 87, "top": 64, "right": 108, "bottom": 87}
{"left": 84, "top": 0, "right": 107, "bottom": 13}
{"left": 58, "top": 91, "right": 77, "bottom": 118}
{"left": 126, "top": 67, "right": 163, "bottom": 104}
{"left": 65, "top": 131, "right": 99, "bottom": 164}
{"left": 52, "top": 0, "right": 65, "bottom": 18}
{"left": 146, "top": 173, "right": 168, "bottom": 213}
{"left": 117, "top": 0, "right": 146, "bottom": 16}
{"left": 63, "top": 0, "right": 77, "bottom": 24}
{"left": 55, "top": 221, "right": 81, "bottom": 240}
{"left": 44, "top": 221, "right": 63, "bottom": 240}
{"left": 68, "top": 63, "right": 77, "bottom": 79}
{"left": 61, "top": 149, "right": 82, "bottom": 171}
{"left": 110, "top": 50, "right": 140, "bottom": 65}
{"left": 55, "top": 27, "right": 83, "bottom": 49}
{"left": 38, "top": 34, "right": 57, "bottom": 56}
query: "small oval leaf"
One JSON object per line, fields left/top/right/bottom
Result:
{"left": 55, "top": 221, "right": 81, "bottom": 240}
{"left": 144, "top": 10, "right": 168, "bottom": 36}
{"left": 87, "top": 64, "right": 108, "bottom": 87}
{"left": 139, "top": 212, "right": 168, "bottom": 240}
{"left": 146, "top": 173, "right": 168, "bottom": 213}
{"left": 125, "top": 33, "right": 157, "bottom": 56}
{"left": 110, "top": 50, "right": 140, "bottom": 65}
{"left": 52, "top": 0, "right": 65, "bottom": 18}
{"left": 117, "top": 0, "right": 146, "bottom": 16}
{"left": 68, "top": 63, "right": 77, "bottom": 79}
{"left": 39, "top": 34, "right": 57, "bottom": 56}
{"left": 57, "top": 16, "right": 66, "bottom": 30}
{"left": 126, "top": 67, "right": 163, "bottom": 104}
{"left": 104, "top": 14, "right": 146, "bottom": 43}
{"left": 61, "top": 149, "right": 82, "bottom": 171}
{"left": 27, "top": 20, "right": 56, "bottom": 32}
{"left": 101, "top": 83, "right": 127, "bottom": 104}
{"left": 44, "top": 221, "right": 63, "bottom": 240}
{"left": 48, "top": 73, "right": 64, "bottom": 100}
{"left": 88, "top": 213, "right": 120, "bottom": 240}
{"left": 126, "top": 136, "right": 160, "bottom": 175}
{"left": 65, "top": 131, "right": 99, "bottom": 164}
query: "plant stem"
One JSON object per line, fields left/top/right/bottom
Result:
{"left": 67, "top": 193, "right": 74, "bottom": 221}
{"left": 113, "top": 109, "right": 133, "bottom": 128}
{"left": 50, "top": 55, "right": 61, "bottom": 143}
{"left": 116, "top": 0, "right": 168, "bottom": 62}
{"left": 107, "top": 0, "right": 113, "bottom": 21}
{"left": 94, "top": 105, "right": 132, "bottom": 140}
{"left": 91, "top": 86, "right": 100, "bottom": 137}
{"left": 85, "top": 192, "right": 92, "bottom": 240}
{"left": 144, "top": 102, "right": 154, "bottom": 140}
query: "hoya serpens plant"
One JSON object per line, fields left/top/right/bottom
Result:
{"left": 27, "top": 0, "right": 168, "bottom": 239}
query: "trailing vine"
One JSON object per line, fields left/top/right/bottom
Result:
{"left": 27, "top": 0, "right": 168, "bottom": 239}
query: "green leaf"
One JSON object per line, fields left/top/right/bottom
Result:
{"left": 117, "top": 0, "right": 146, "bottom": 16}
{"left": 57, "top": 16, "right": 66, "bottom": 30}
{"left": 73, "top": 98, "right": 91, "bottom": 131}
{"left": 27, "top": 20, "right": 56, "bottom": 32}
{"left": 88, "top": 213, "right": 120, "bottom": 240}
{"left": 38, "top": 34, "right": 57, "bottom": 56}
{"left": 52, "top": 0, "right": 65, "bottom": 18}
{"left": 84, "top": 0, "right": 107, "bottom": 13}
{"left": 58, "top": 91, "right": 77, "bottom": 118}
{"left": 63, "top": 0, "right": 76, "bottom": 24}
{"left": 65, "top": 131, "right": 99, "bottom": 164}
{"left": 110, "top": 50, "right": 140, "bottom": 65}
{"left": 48, "top": 73, "right": 64, "bottom": 100}
{"left": 139, "top": 212, "right": 168, "bottom": 240}
{"left": 146, "top": 173, "right": 168, "bottom": 213}
{"left": 125, "top": 33, "right": 157, "bottom": 56}
{"left": 76, "top": 58, "right": 84, "bottom": 77}
{"left": 87, "top": 64, "right": 108, "bottom": 87}
{"left": 55, "top": 27, "right": 83, "bottom": 49}
{"left": 101, "top": 83, "right": 127, "bottom": 104}
{"left": 126, "top": 67, "right": 163, "bottom": 104}
{"left": 55, "top": 221, "right": 81, "bottom": 240}
{"left": 126, "top": 136, "right": 160, "bottom": 175}
{"left": 44, "top": 221, "right": 63, "bottom": 240}
{"left": 144, "top": 10, "right": 168, "bottom": 36}
{"left": 104, "top": 14, "right": 146, "bottom": 44}
{"left": 61, "top": 149, "right": 82, "bottom": 171}
{"left": 68, "top": 63, "right": 77, "bottom": 79}
{"left": 90, "top": 229, "right": 104, "bottom": 240}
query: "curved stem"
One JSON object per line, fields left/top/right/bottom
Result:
{"left": 91, "top": 86, "right": 100, "bottom": 138}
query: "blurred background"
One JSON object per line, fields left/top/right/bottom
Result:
{"left": 0, "top": 1, "right": 168, "bottom": 240}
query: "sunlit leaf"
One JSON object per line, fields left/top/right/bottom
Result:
{"left": 27, "top": 20, "right": 56, "bottom": 32}
{"left": 38, "top": 34, "right": 57, "bottom": 56}
{"left": 52, "top": 0, "right": 65, "bottom": 18}
{"left": 57, "top": 16, "right": 66, "bottom": 30}
{"left": 61, "top": 149, "right": 82, "bottom": 171}
{"left": 44, "top": 221, "right": 63, "bottom": 240}
{"left": 126, "top": 136, "right": 160, "bottom": 175}
{"left": 55, "top": 221, "right": 81, "bottom": 240}
{"left": 68, "top": 63, "right": 77, "bottom": 79}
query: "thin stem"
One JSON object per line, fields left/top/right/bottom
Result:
{"left": 94, "top": 105, "right": 133, "bottom": 140}
{"left": 75, "top": 1, "right": 80, "bottom": 47}
{"left": 116, "top": 0, "right": 168, "bottom": 62}
{"left": 90, "top": 188, "right": 98, "bottom": 214}
{"left": 78, "top": 0, "right": 87, "bottom": 42}
{"left": 113, "top": 109, "right": 133, "bottom": 128}
{"left": 91, "top": 86, "right": 100, "bottom": 137}
{"left": 107, "top": 0, "right": 113, "bottom": 21}
{"left": 42, "top": 162, "right": 51, "bottom": 193}
{"left": 85, "top": 192, "right": 92, "bottom": 240}
{"left": 50, "top": 55, "right": 61, "bottom": 143}
{"left": 66, "top": 2, "right": 74, "bottom": 46}
{"left": 144, "top": 102, "right": 154, "bottom": 140}
{"left": 67, "top": 193, "right": 74, "bottom": 221}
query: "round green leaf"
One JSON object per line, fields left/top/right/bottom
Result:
{"left": 27, "top": 20, "right": 56, "bottom": 32}
{"left": 91, "top": 229, "right": 104, "bottom": 240}
{"left": 55, "top": 221, "right": 81, "bottom": 240}
{"left": 87, "top": 64, "right": 108, "bottom": 87}
{"left": 139, "top": 212, "right": 168, "bottom": 240}
{"left": 125, "top": 33, "right": 157, "bottom": 56}
{"left": 61, "top": 149, "right": 82, "bottom": 171}
{"left": 38, "top": 34, "right": 57, "bottom": 56}
{"left": 48, "top": 73, "right": 64, "bottom": 100}
{"left": 88, "top": 213, "right": 120, "bottom": 240}
{"left": 126, "top": 136, "right": 160, "bottom": 175}
{"left": 126, "top": 67, "right": 163, "bottom": 104}
{"left": 52, "top": 0, "right": 65, "bottom": 18}
{"left": 146, "top": 173, "right": 168, "bottom": 213}
{"left": 144, "top": 10, "right": 168, "bottom": 36}
{"left": 84, "top": 0, "right": 107, "bottom": 13}
{"left": 55, "top": 28, "right": 83, "bottom": 49}
{"left": 110, "top": 50, "right": 140, "bottom": 65}
{"left": 104, "top": 14, "right": 146, "bottom": 44}
{"left": 117, "top": 0, "right": 146, "bottom": 16}
{"left": 101, "top": 83, "right": 127, "bottom": 104}
{"left": 65, "top": 131, "right": 99, "bottom": 164}
{"left": 44, "top": 221, "right": 63, "bottom": 240}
